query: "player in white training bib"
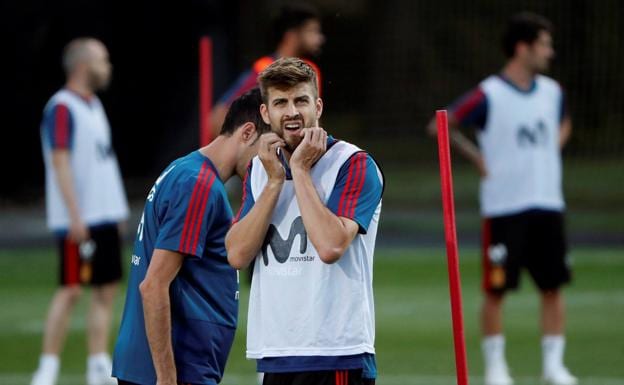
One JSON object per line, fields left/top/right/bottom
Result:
{"left": 33, "top": 38, "right": 128, "bottom": 385}
{"left": 227, "top": 58, "right": 383, "bottom": 385}
{"left": 427, "top": 12, "right": 575, "bottom": 385}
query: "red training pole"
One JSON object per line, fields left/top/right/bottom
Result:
{"left": 199, "top": 36, "right": 213, "bottom": 146}
{"left": 436, "top": 110, "right": 469, "bottom": 385}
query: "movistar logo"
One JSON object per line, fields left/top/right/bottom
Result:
{"left": 517, "top": 120, "right": 547, "bottom": 147}
{"left": 262, "top": 216, "right": 307, "bottom": 266}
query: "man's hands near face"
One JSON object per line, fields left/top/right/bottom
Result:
{"left": 258, "top": 133, "right": 286, "bottom": 184}
{"left": 290, "top": 127, "right": 327, "bottom": 173}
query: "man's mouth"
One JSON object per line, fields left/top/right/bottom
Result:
{"left": 283, "top": 120, "right": 303, "bottom": 131}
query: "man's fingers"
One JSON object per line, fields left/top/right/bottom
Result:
{"left": 270, "top": 141, "right": 285, "bottom": 152}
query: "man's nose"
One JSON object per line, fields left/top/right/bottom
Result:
{"left": 285, "top": 101, "right": 298, "bottom": 116}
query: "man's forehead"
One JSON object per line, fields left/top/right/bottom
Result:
{"left": 537, "top": 30, "right": 552, "bottom": 42}
{"left": 267, "top": 82, "right": 315, "bottom": 100}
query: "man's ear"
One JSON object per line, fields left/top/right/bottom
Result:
{"left": 515, "top": 41, "right": 529, "bottom": 58}
{"left": 239, "top": 122, "right": 257, "bottom": 143}
{"left": 315, "top": 97, "right": 323, "bottom": 121}
{"left": 260, "top": 104, "right": 271, "bottom": 125}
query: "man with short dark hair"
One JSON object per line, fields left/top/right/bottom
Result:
{"left": 112, "top": 88, "right": 270, "bottom": 385}
{"left": 33, "top": 37, "right": 128, "bottom": 385}
{"left": 227, "top": 58, "right": 383, "bottom": 385}
{"left": 427, "top": 12, "right": 576, "bottom": 385}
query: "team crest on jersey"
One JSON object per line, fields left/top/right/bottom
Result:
{"left": 261, "top": 216, "right": 308, "bottom": 266}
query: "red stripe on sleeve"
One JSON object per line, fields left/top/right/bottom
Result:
{"left": 345, "top": 153, "right": 367, "bottom": 218}
{"left": 188, "top": 171, "right": 217, "bottom": 254}
{"left": 337, "top": 154, "right": 359, "bottom": 216}
{"left": 454, "top": 88, "right": 485, "bottom": 122}
{"left": 55, "top": 104, "right": 70, "bottom": 148}
{"left": 179, "top": 163, "right": 209, "bottom": 253}
{"left": 183, "top": 169, "right": 212, "bottom": 253}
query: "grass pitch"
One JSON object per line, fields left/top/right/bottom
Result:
{"left": 0, "top": 246, "right": 622, "bottom": 384}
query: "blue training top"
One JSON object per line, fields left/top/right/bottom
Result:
{"left": 112, "top": 151, "right": 238, "bottom": 385}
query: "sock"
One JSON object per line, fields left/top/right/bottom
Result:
{"left": 87, "top": 352, "right": 112, "bottom": 373}
{"left": 482, "top": 334, "right": 507, "bottom": 369}
{"left": 542, "top": 335, "right": 565, "bottom": 373}
{"left": 36, "top": 354, "right": 60, "bottom": 377}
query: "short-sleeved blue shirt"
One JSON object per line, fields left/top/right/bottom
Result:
{"left": 112, "top": 151, "right": 238, "bottom": 385}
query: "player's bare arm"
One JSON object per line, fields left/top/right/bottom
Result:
{"left": 51, "top": 149, "right": 89, "bottom": 242}
{"left": 427, "top": 115, "right": 487, "bottom": 177}
{"left": 559, "top": 115, "right": 572, "bottom": 148}
{"left": 290, "top": 127, "right": 359, "bottom": 264}
{"left": 226, "top": 133, "right": 286, "bottom": 269}
{"left": 139, "top": 249, "right": 184, "bottom": 385}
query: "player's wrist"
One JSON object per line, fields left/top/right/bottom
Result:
{"left": 290, "top": 163, "right": 311, "bottom": 175}
{"left": 266, "top": 178, "right": 285, "bottom": 189}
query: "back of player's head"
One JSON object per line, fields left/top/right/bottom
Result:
{"left": 220, "top": 88, "right": 270, "bottom": 137}
{"left": 502, "top": 12, "right": 553, "bottom": 58}
{"left": 271, "top": 3, "right": 320, "bottom": 46}
{"left": 257, "top": 57, "right": 318, "bottom": 102}
{"left": 62, "top": 37, "right": 102, "bottom": 75}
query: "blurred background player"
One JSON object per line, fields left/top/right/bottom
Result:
{"left": 227, "top": 58, "right": 383, "bottom": 385}
{"left": 112, "top": 88, "right": 270, "bottom": 385}
{"left": 32, "top": 38, "right": 129, "bottom": 385}
{"left": 209, "top": 2, "right": 325, "bottom": 138}
{"left": 427, "top": 12, "right": 576, "bottom": 385}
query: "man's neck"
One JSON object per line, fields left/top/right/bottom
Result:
{"left": 501, "top": 60, "right": 536, "bottom": 91}
{"left": 199, "top": 136, "right": 237, "bottom": 181}
{"left": 65, "top": 78, "right": 95, "bottom": 100}
{"left": 276, "top": 41, "right": 299, "bottom": 58}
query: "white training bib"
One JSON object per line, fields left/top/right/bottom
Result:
{"left": 41, "top": 89, "right": 129, "bottom": 230}
{"left": 478, "top": 75, "right": 565, "bottom": 217}
{"left": 246, "top": 141, "right": 380, "bottom": 359}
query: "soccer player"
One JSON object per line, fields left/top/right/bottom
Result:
{"left": 426, "top": 12, "right": 576, "bottom": 385}
{"left": 226, "top": 58, "right": 384, "bottom": 385}
{"left": 32, "top": 38, "right": 129, "bottom": 385}
{"left": 111, "top": 88, "right": 270, "bottom": 385}
{"left": 209, "top": 3, "right": 325, "bottom": 138}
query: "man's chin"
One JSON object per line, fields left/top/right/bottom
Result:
{"left": 285, "top": 138, "right": 302, "bottom": 153}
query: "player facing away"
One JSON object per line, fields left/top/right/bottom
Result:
{"left": 227, "top": 58, "right": 384, "bottom": 385}
{"left": 111, "top": 89, "right": 270, "bottom": 385}
{"left": 33, "top": 38, "right": 129, "bottom": 385}
{"left": 427, "top": 12, "right": 576, "bottom": 385}
{"left": 209, "top": 2, "right": 325, "bottom": 137}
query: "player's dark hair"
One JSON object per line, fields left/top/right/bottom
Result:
{"left": 271, "top": 3, "right": 320, "bottom": 46}
{"left": 220, "top": 88, "right": 270, "bottom": 137}
{"left": 502, "top": 12, "right": 553, "bottom": 58}
{"left": 257, "top": 57, "right": 318, "bottom": 102}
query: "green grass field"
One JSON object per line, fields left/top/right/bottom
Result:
{"left": 1, "top": 246, "right": 622, "bottom": 385}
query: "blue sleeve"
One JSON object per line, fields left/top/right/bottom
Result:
{"left": 327, "top": 152, "right": 383, "bottom": 234}
{"left": 217, "top": 69, "right": 258, "bottom": 106}
{"left": 448, "top": 87, "right": 488, "bottom": 130}
{"left": 233, "top": 161, "right": 255, "bottom": 224}
{"left": 155, "top": 165, "right": 220, "bottom": 258}
{"left": 41, "top": 103, "right": 75, "bottom": 149}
